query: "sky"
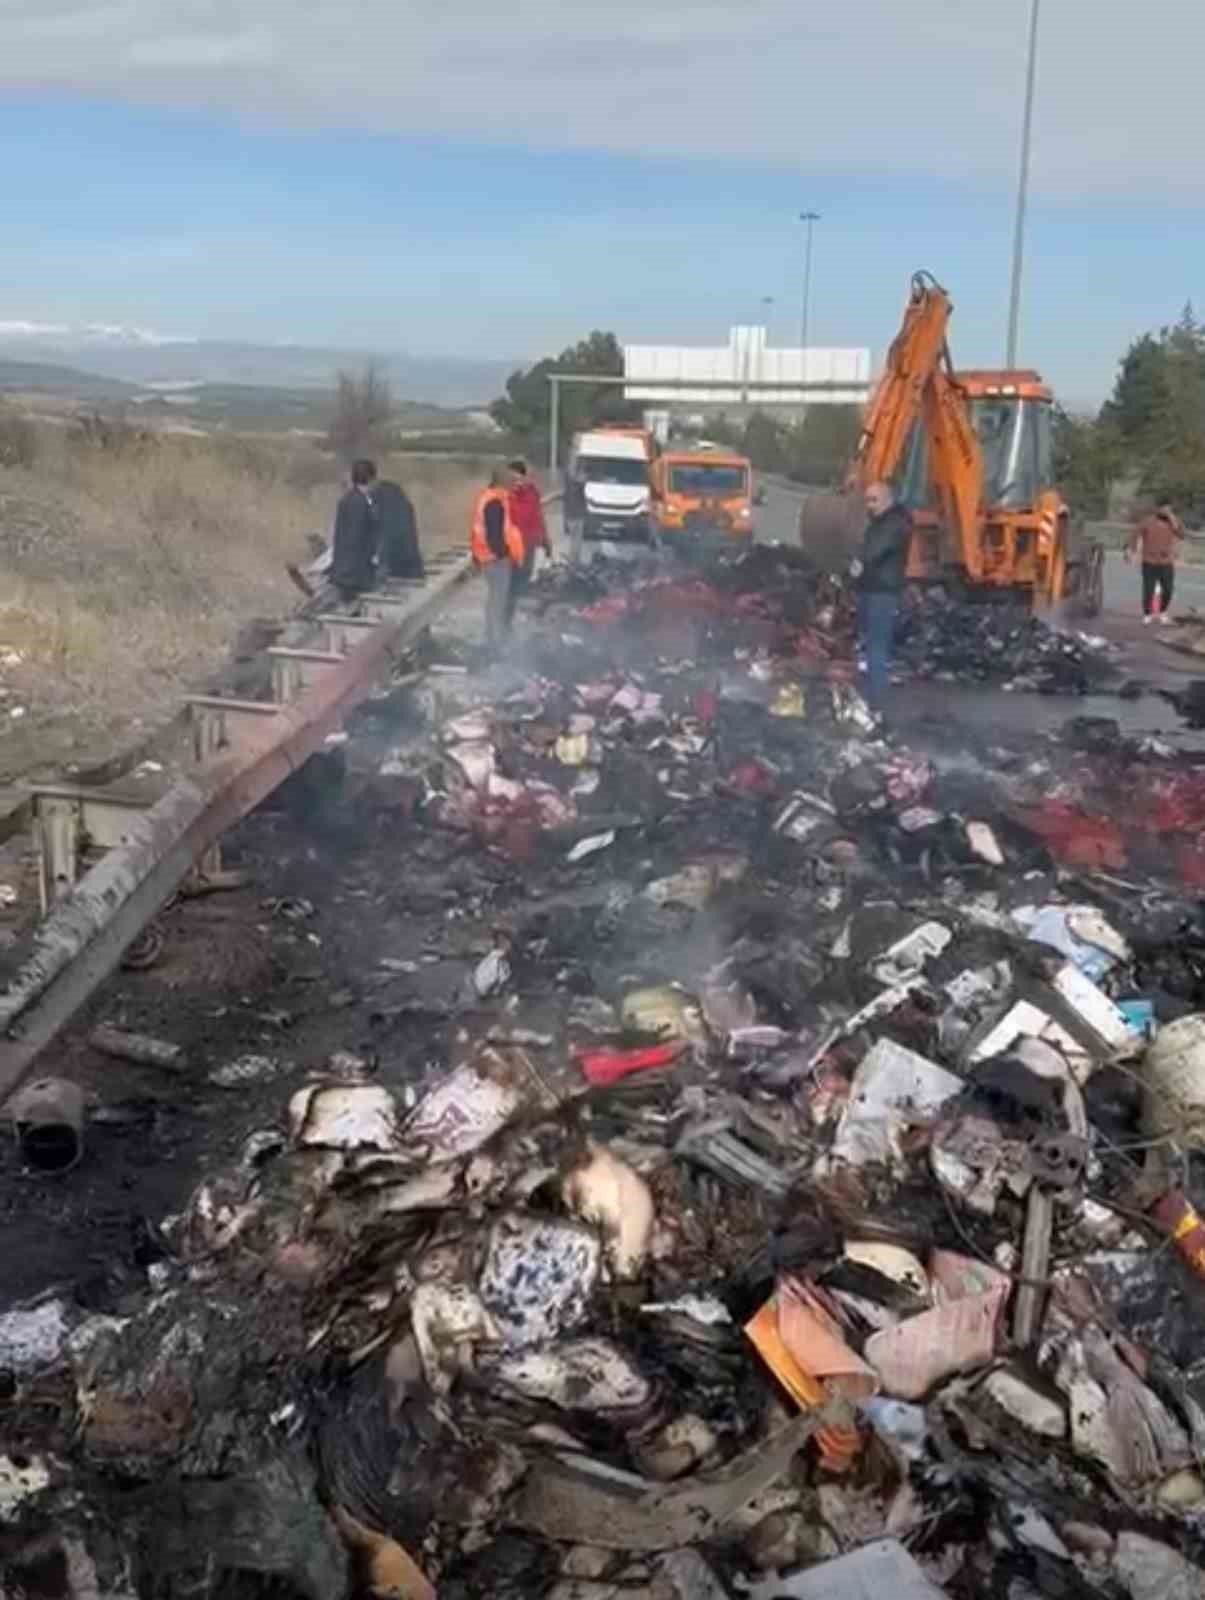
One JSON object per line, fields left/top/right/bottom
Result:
{"left": 0, "top": 0, "right": 1202, "bottom": 404}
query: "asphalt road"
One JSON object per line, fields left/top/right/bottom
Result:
{"left": 1103, "top": 551, "right": 1205, "bottom": 616}
{"left": 755, "top": 481, "right": 1205, "bottom": 621}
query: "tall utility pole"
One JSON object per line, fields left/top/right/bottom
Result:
{"left": 1007, "top": 0, "right": 1041, "bottom": 367}
{"left": 799, "top": 211, "right": 820, "bottom": 356}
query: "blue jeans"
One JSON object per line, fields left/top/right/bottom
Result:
{"left": 858, "top": 591, "right": 899, "bottom": 712}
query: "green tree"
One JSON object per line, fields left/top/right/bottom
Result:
{"left": 1053, "top": 408, "right": 1122, "bottom": 519}
{"left": 741, "top": 411, "right": 788, "bottom": 473}
{"left": 785, "top": 406, "right": 862, "bottom": 485}
{"left": 491, "top": 332, "right": 641, "bottom": 461}
{"left": 1100, "top": 332, "right": 1173, "bottom": 451}
{"left": 1098, "top": 303, "right": 1205, "bottom": 520}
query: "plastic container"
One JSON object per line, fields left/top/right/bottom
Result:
{"left": 1143, "top": 1013, "right": 1205, "bottom": 1147}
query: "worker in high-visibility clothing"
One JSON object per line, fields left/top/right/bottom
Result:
{"left": 470, "top": 465, "right": 525, "bottom": 655}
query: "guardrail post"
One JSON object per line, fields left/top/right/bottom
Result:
{"left": 271, "top": 653, "right": 302, "bottom": 704}
{"left": 34, "top": 795, "right": 79, "bottom": 914}
{"left": 191, "top": 705, "right": 225, "bottom": 880}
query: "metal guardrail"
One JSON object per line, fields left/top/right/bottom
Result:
{"left": 0, "top": 555, "right": 483, "bottom": 1105}
{"left": 0, "top": 491, "right": 568, "bottom": 1106}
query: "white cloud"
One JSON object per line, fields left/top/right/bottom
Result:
{"left": 126, "top": 26, "right": 275, "bottom": 68}
{"left": 0, "top": 0, "right": 1198, "bottom": 195}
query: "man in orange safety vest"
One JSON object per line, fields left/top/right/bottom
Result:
{"left": 470, "top": 465, "right": 525, "bottom": 655}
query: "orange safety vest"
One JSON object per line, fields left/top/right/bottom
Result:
{"left": 470, "top": 487, "right": 524, "bottom": 565}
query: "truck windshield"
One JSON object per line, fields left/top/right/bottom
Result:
{"left": 577, "top": 455, "right": 648, "bottom": 486}
{"left": 967, "top": 397, "right": 1053, "bottom": 509}
{"left": 894, "top": 423, "right": 928, "bottom": 511}
{"left": 893, "top": 398, "right": 1053, "bottom": 512}
{"left": 668, "top": 464, "right": 748, "bottom": 496}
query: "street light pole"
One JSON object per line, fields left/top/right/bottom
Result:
{"left": 1006, "top": 0, "right": 1041, "bottom": 367}
{"left": 799, "top": 211, "right": 820, "bottom": 356}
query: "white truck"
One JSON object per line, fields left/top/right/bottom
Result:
{"left": 568, "top": 428, "right": 654, "bottom": 544}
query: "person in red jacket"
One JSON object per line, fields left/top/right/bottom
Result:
{"left": 1126, "top": 501, "right": 1185, "bottom": 623}
{"left": 506, "top": 458, "right": 551, "bottom": 624}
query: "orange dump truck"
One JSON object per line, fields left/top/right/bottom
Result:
{"left": 652, "top": 447, "right": 756, "bottom": 549}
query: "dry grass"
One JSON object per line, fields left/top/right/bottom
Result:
{"left": 0, "top": 428, "right": 489, "bottom": 780}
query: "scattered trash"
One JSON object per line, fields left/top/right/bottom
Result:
{"left": 871, "top": 921, "right": 951, "bottom": 986}
{"left": 739, "top": 1538, "right": 950, "bottom": 1600}
{"left": 1013, "top": 903, "right": 1130, "bottom": 982}
{"left": 15, "top": 547, "right": 1205, "bottom": 1595}
{"left": 621, "top": 986, "right": 693, "bottom": 1042}
{"left": 562, "top": 1144, "right": 654, "bottom": 1280}
{"left": 473, "top": 944, "right": 512, "bottom": 996}
{"left": 1143, "top": 1013, "right": 1205, "bottom": 1145}
{"left": 0, "top": 1454, "right": 51, "bottom": 1519}
{"left": 9, "top": 1076, "right": 85, "bottom": 1173}
{"left": 566, "top": 830, "right": 615, "bottom": 863}
{"left": 769, "top": 683, "right": 806, "bottom": 718}
{"left": 828, "top": 1040, "right": 963, "bottom": 1170}
{"left": 208, "top": 1053, "right": 286, "bottom": 1088}
{"left": 965, "top": 819, "right": 1004, "bottom": 865}
{"left": 576, "top": 1040, "right": 685, "bottom": 1087}
{"left": 90, "top": 1024, "right": 184, "bottom": 1073}
{"left": 0, "top": 1300, "right": 70, "bottom": 1376}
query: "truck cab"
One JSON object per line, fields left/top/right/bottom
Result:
{"left": 651, "top": 447, "right": 755, "bottom": 549}
{"left": 569, "top": 428, "right": 654, "bottom": 543}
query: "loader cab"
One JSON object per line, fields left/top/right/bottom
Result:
{"left": 959, "top": 371, "right": 1055, "bottom": 510}
{"left": 894, "top": 371, "right": 1055, "bottom": 514}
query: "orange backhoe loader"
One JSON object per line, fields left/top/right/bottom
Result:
{"left": 800, "top": 271, "right": 1100, "bottom": 611}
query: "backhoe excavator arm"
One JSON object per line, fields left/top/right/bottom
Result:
{"left": 855, "top": 271, "right": 953, "bottom": 483}
{"left": 853, "top": 271, "right": 985, "bottom": 581}
{"left": 924, "top": 365, "right": 987, "bottom": 584}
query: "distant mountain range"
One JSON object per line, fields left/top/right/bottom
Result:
{"left": 0, "top": 323, "right": 516, "bottom": 408}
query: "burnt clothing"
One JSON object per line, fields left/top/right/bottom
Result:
{"left": 1130, "top": 512, "right": 1183, "bottom": 566}
{"left": 331, "top": 486, "right": 378, "bottom": 594}
{"left": 482, "top": 497, "right": 508, "bottom": 559}
{"left": 1143, "top": 562, "right": 1175, "bottom": 615}
{"left": 859, "top": 502, "right": 912, "bottom": 593}
{"left": 374, "top": 480, "right": 424, "bottom": 579}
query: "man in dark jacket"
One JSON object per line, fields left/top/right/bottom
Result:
{"left": 331, "top": 458, "right": 378, "bottom": 600}
{"left": 852, "top": 481, "right": 911, "bottom": 719}
{"left": 375, "top": 477, "right": 424, "bottom": 579}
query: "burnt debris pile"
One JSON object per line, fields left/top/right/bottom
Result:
{"left": 4, "top": 550, "right": 1205, "bottom": 1600}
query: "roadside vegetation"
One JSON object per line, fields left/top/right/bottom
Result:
{"left": 1045, "top": 304, "right": 1205, "bottom": 522}
{"left": 0, "top": 396, "right": 485, "bottom": 780}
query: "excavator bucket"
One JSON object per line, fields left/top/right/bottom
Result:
{"left": 797, "top": 489, "right": 865, "bottom": 573}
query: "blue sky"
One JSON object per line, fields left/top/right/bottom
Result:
{"left": 2, "top": 0, "right": 1202, "bottom": 406}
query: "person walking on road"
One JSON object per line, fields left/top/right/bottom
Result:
{"left": 331, "top": 458, "right": 379, "bottom": 601}
{"left": 1126, "top": 501, "right": 1185, "bottom": 624}
{"left": 375, "top": 477, "right": 424, "bottom": 580}
{"left": 506, "top": 458, "right": 551, "bottom": 624}
{"left": 470, "top": 466, "right": 525, "bottom": 657}
{"left": 850, "top": 480, "right": 912, "bottom": 724}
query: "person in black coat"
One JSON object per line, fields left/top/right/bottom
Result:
{"left": 331, "top": 458, "right": 379, "bottom": 599}
{"left": 851, "top": 480, "right": 912, "bottom": 720}
{"left": 374, "top": 478, "right": 424, "bottom": 579}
